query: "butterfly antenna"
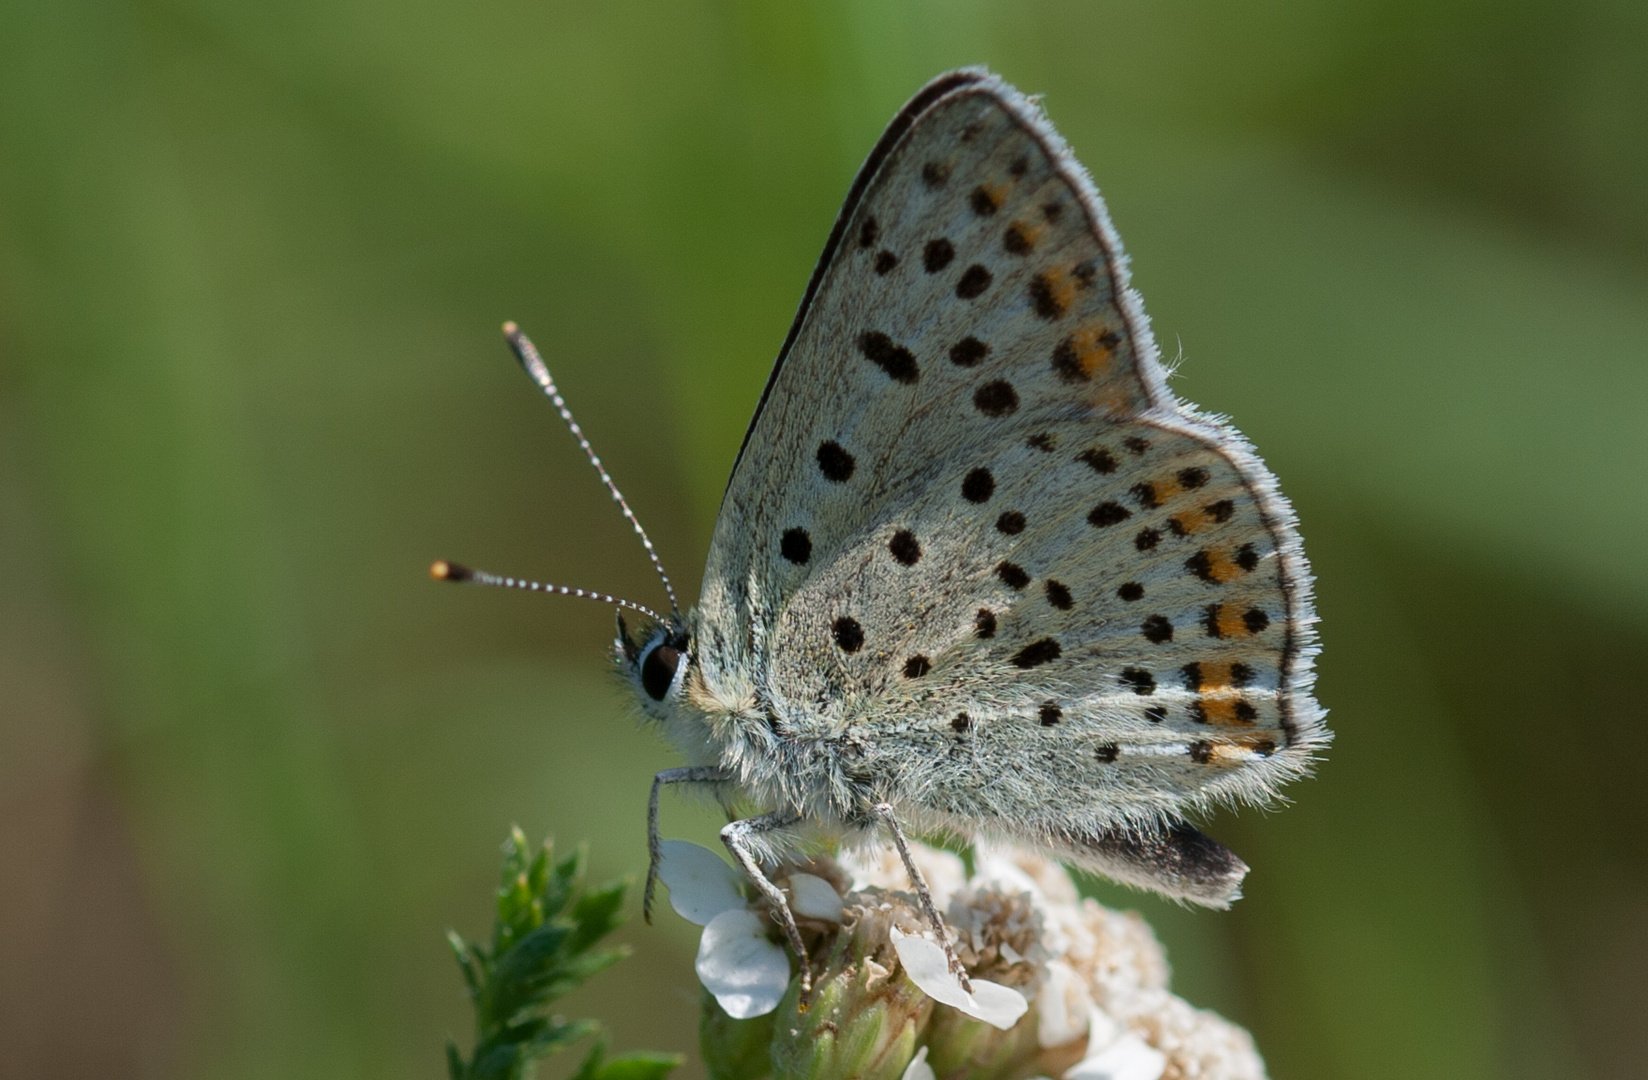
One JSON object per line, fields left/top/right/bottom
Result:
{"left": 502, "top": 322, "right": 681, "bottom": 618}
{"left": 430, "top": 560, "right": 666, "bottom": 624}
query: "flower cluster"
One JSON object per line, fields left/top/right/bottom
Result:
{"left": 656, "top": 838, "right": 1268, "bottom": 1080}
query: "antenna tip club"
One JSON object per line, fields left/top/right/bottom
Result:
{"left": 501, "top": 320, "right": 519, "bottom": 337}
{"left": 430, "top": 559, "right": 473, "bottom": 582}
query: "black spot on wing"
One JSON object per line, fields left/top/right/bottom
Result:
{"left": 1141, "top": 615, "right": 1174, "bottom": 644}
{"left": 780, "top": 527, "right": 811, "bottom": 564}
{"left": 1120, "top": 667, "right": 1155, "bottom": 695}
{"left": 1088, "top": 502, "right": 1130, "bottom": 528}
{"left": 924, "top": 238, "right": 955, "bottom": 272}
{"left": 1078, "top": 447, "right": 1117, "bottom": 474}
{"left": 961, "top": 468, "right": 994, "bottom": 503}
{"left": 996, "top": 562, "right": 1030, "bottom": 590}
{"left": 1117, "top": 582, "right": 1144, "bottom": 601}
{"left": 1011, "top": 638, "right": 1062, "bottom": 668}
{"left": 974, "top": 380, "right": 1018, "bottom": 416}
{"left": 996, "top": 511, "right": 1025, "bottom": 535}
{"left": 858, "top": 217, "right": 879, "bottom": 248}
{"left": 956, "top": 264, "right": 993, "bottom": 299}
{"left": 858, "top": 331, "right": 919, "bottom": 384}
{"left": 974, "top": 609, "right": 997, "bottom": 638}
{"left": 1040, "top": 701, "right": 1062, "bottom": 726}
{"left": 888, "top": 529, "right": 922, "bottom": 566}
{"left": 903, "top": 655, "right": 931, "bottom": 678}
{"left": 817, "top": 441, "right": 855, "bottom": 482}
{"left": 874, "top": 250, "right": 898, "bottom": 274}
{"left": 832, "top": 616, "right": 864, "bottom": 653}
{"left": 950, "top": 336, "right": 988, "bottom": 367}
{"left": 1045, "top": 580, "right": 1073, "bottom": 610}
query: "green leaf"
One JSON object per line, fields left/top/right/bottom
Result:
{"left": 592, "top": 1051, "right": 687, "bottom": 1080}
{"left": 446, "top": 831, "right": 679, "bottom": 1080}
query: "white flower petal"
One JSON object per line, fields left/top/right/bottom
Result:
{"left": 1064, "top": 1034, "right": 1165, "bottom": 1080}
{"left": 901, "top": 1046, "right": 934, "bottom": 1080}
{"left": 658, "top": 840, "right": 744, "bottom": 926}
{"left": 786, "top": 872, "right": 845, "bottom": 922}
{"left": 1036, "top": 960, "right": 1094, "bottom": 1048}
{"left": 889, "top": 927, "right": 1029, "bottom": 1030}
{"left": 1083, "top": 1005, "right": 1121, "bottom": 1053}
{"left": 965, "top": 981, "right": 1034, "bottom": 1030}
{"left": 695, "top": 908, "right": 791, "bottom": 1019}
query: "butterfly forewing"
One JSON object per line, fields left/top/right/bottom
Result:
{"left": 698, "top": 72, "right": 1323, "bottom": 838}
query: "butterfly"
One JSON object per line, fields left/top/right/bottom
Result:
{"left": 435, "top": 67, "right": 1326, "bottom": 1002}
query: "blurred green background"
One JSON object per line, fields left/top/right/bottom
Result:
{"left": 3, "top": 2, "right": 1646, "bottom": 1078}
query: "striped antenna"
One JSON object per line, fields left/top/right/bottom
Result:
{"left": 503, "top": 322, "right": 681, "bottom": 618}
{"left": 430, "top": 560, "right": 666, "bottom": 624}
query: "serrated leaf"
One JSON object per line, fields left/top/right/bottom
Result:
{"left": 447, "top": 831, "right": 675, "bottom": 1080}
{"left": 449, "top": 930, "right": 482, "bottom": 996}
{"left": 568, "top": 883, "right": 626, "bottom": 953}
{"left": 525, "top": 1017, "right": 600, "bottom": 1055}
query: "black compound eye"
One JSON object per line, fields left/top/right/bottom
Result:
{"left": 640, "top": 644, "right": 681, "bottom": 701}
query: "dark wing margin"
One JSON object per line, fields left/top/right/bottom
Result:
{"left": 723, "top": 67, "right": 997, "bottom": 496}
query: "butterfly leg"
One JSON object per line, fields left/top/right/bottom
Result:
{"left": 720, "top": 810, "right": 815, "bottom": 1007}
{"left": 645, "top": 765, "right": 735, "bottom": 924}
{"left": 873, "top": 802, "right": 973, "bottom": 994}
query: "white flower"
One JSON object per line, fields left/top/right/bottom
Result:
{"left": 675, "top": 836, "right": 1272, "bottom": 1080}
{"left": 888, "top": 926, "right": 1029, "bottom": 1029}
{"left": 656, "top": 839, "right": 745, "bottom": 924}
{"left": 1062, "top": 1006, "right": 1166, "bottom": 1080}
{"left": 656, "top": 841, "right": 789, "bottom": 1019}
{"left": 695, "top": 908, "right": 791, "bottom": 1020}
{"left": 785, "top": 872, "right": 845, "bottom": 922}
{"left": 900, "top": 1046, "right": 935, "bottom": 1080}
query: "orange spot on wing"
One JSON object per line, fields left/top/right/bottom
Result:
{"left": 1200, "top": 661, "right": 1240, "bottom": 689}
{"left": 1067, "top": 325, "right": 1116, "bottom": 377}
{"left": 1032, "top": 267, "right": 1078, "bottom": 318}
{"left": 1195, "top": 689, "right": 1254, "bottom": 726}
{"left": 1200, "top": 548, "right": 1244, "bottom": 583}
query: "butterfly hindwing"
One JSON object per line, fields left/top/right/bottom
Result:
{"left": 697, "top": 70, "right": 1323, "bottom": 845}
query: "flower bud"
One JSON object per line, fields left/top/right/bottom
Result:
{"left": 766, "top": 897, "right": 934, "bottom": 1080}
{"left": 701, "top": 987, "right": 777, "bottom": 1080}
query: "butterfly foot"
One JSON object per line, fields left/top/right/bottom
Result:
{"left": 796, "top": 968, "right": 814, "bottom": 1012}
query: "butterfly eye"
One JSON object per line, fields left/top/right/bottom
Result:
{"left": 640, "top": 643, "right": 682, "bottom": 701}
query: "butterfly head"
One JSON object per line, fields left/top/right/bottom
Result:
{"left": 617, "top": 611, "right": 692, "bottom": 716}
